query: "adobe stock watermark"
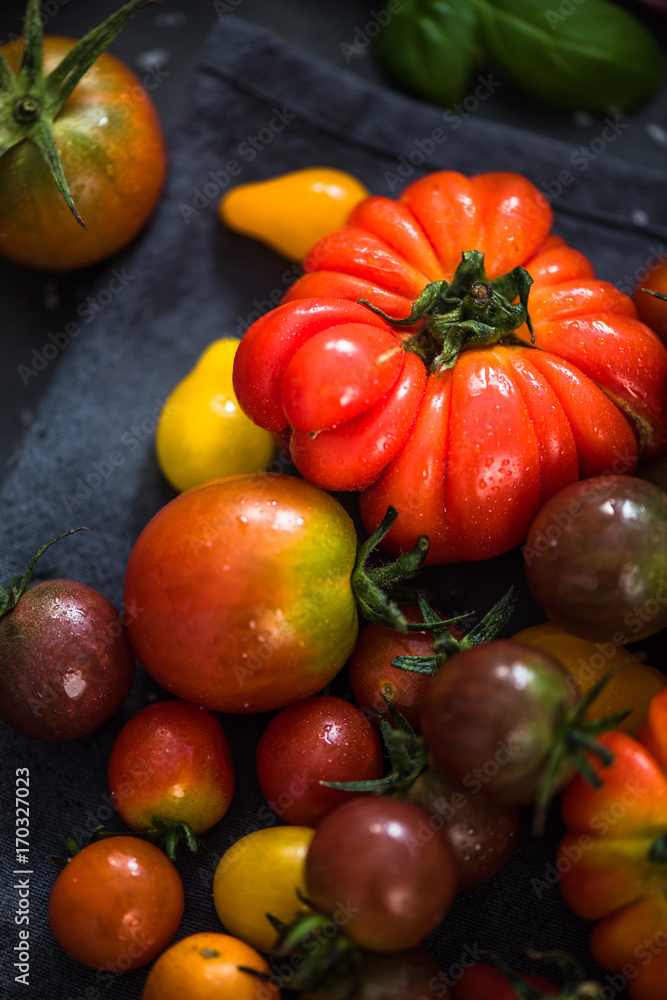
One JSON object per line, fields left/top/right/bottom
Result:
{"left": 339, "top": 1, "right": 403, "bottom": 63}
{"left": 383, "top": 74, "right": 502, "bottom": 192}
{"left": 538, "top": 114, "right": 630, "bottom": 205}
{"left": 545, "top": 0, "right": 586, "bottom": 30}
{"left": 616, "top": 243, "right": 667, "bottom": 298}
{"left": 179, "top": 106, "right": 298, "bottom": 223}
{"left": 17, "top": 268, "right": 136, "bottom": 386}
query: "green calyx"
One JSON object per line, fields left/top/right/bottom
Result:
{"left": 0, "top": 0, "right": 155, "bottom": 227}
{"left": 359, "top": 250, "right": 534, "bottom": 372}
{"left": 532, "top": 662, "right": 632, "bottom": 836}
{"left": 240, "top": 906, "right": 362, "bottom": 993}
{"left": 0, "top": 527, "right": 87, "bottom": 621}
{"left": 62, "top": 817, "right": 212, "bottom": 864}
{"left": 390, "top": 586, "right": 518, "bottom": 675}
{"left": 352, "top": 505, "right": 429, "bottom": 632}
{"left": 324, "top": 700, "right": 428, "bottom": 797}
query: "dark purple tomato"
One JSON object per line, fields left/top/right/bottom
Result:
{"left": 420, "top": 641, "right": 577, "bottom": 806}
{"left": 0, "top": 579, "right": 135, "bottom": 740}
{"left": 523, "top": 475, "right": 667, "bottom": 643}
{"left": 305, "top": 796, "right": 457, "bottom": 952}
{"left": 298, "top": 946, "right": 445, "bottom": 999}
{"left": 256, "top": 695, "right": 383, "bottom": 826}
{"left": 402, "top": 765, "right": 520, "bottom": 890}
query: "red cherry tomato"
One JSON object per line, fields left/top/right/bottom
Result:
{"left": 256, "top": 695, "right": 383, "bottom": 826}
{"left": 305, "top": 796, "right": 457, "bottom": 951}
{"left": 48, "top": 837, "right": 184, "bottom": 970}
{"left": 108, "top": 700, "right": 234, "bottom": 835}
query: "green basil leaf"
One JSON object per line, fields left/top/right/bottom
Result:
{"left": 374, "top": 0, "right": 482, "bottom": 108}
{"left": 473, "top": 0, "right": 664, "bottom": 112}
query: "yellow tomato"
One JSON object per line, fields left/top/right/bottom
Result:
{"left": 141, "top": 932, "right": 278, "bottom": 1000}
{"left": 213, "top": 825, "right": 314, "bottom": 953}
{"left": 512, "top": 622, "right": 665, "bottom": 735}
{"left": 155, "top": 338, "right": 274, "bottom": 492}
{"left": 219, "top": 167, "right": 369, "bottom": 261}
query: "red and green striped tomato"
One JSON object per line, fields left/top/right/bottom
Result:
{"left": 123, "top": 474, "right": 359, "bottom": 713}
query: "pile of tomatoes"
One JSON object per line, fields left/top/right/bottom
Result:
{"left": 3, "top": 163, "right": 667, "bottom": 1000}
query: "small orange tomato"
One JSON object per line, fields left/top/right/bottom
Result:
{"left": 49, "top": 837, "right": 183, "bottom": 970}
{"left": 141, "top": 932, "right": 279, "bottom": 1000}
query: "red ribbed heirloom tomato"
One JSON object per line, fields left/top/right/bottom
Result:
{"left": 123, "top": 474, "right": 359, "bottom": 713}
{"left": 558, "top": 687, "right": 667, "bottom": 1000}
{"left": 233, "top": 170, "right": 667, "bottom": 563}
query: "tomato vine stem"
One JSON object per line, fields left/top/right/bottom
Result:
{"left": 358, "top": 250, "right": 535, "bottom": 372}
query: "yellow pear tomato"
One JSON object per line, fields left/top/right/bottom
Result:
{"left": 155, "top": 338, "right": 275, "bottom": 492}
{"left": 219, "top": 167, "right": 369, "bottom": 261}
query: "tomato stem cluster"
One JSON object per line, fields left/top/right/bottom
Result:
{"left": 359, "top": 250, "right": 535, "bottom": 372}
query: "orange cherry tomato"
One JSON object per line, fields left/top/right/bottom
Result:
{"left": 48, "top": 837, "right": 183, "bottom": 970}
{"left": 141, "top": 932, "right": 279, "bottom": 1000}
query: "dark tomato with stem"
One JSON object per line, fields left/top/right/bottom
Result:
{"left": 403, "top": 765, "right": 520, "bottom": 890}
{"left": 256, "top": 695, "right": 383, "bottom": 826}
{"left": 305, "top": 796, "right": 456, "bottom": 952}
{"left": 108, "top": 700, "right": 234, "bottom": 835}
{"left": 298, "top": 946, "right": 445, "bottom": 999}
{"left": 347, "top": 613, "right": 436, "bottom": 732}
{"left": 49, "top": 836, "right": 184, "bottom": 970}
{"left": 0, "top": 578, "right": 135, "bottom": 741}
{"left": 523, "top": 475, "right": 667, "bottom": 644}
{"left": 420, "top": 641, "right": 577, "bottom": 807}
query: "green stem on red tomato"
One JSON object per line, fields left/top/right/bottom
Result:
{"left": 490, "top": 949, "right": 603, "bottom": 999}
{"left": 0, "top": 0, "right": 157, "bottom": 225}
{"left": 390, "top": 586, "right": 519, "bottom": 674}
{"left": 358, "top": 250, "right": 534, "bottom": 371}
{"left": 533, "top": 662, "right": 632, "bottom": 836}
{"left": 0, "top": 527, "right": 87, "bottom": 620}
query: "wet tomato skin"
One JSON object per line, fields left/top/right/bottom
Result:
{"left": 140, "top": 931, "right": 279, "bottom": 1000}
{"left": 305, "top": 796, "right": 457, "bottom": 952}
{"left": 123, "top": 474, "right": 359, "bottom": 713}
{"left": 256, "top": 695, "right": 383, "bottom": 826}
{"left": 523, "top": 475, "right": 667, "bottom": 643}
{"left": 403, "top": 765, "right": 520, "bottom": 890}
{"left": 420, "top": 641, "right": 577, "bottom": 805}
{"left": 0, "top": 38, "right": 167, "bottom": 271}
{"left": 48, "top": 837, "right": 184, "bottom": 970}
{"left": 347, "top": 614, "right": 435, "bottom": 731}
{"left": 0, "top": 579, "right": 135, "bottom": 741}
{"left": 108, "top": 700, "right": 234, "bottom": 835}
